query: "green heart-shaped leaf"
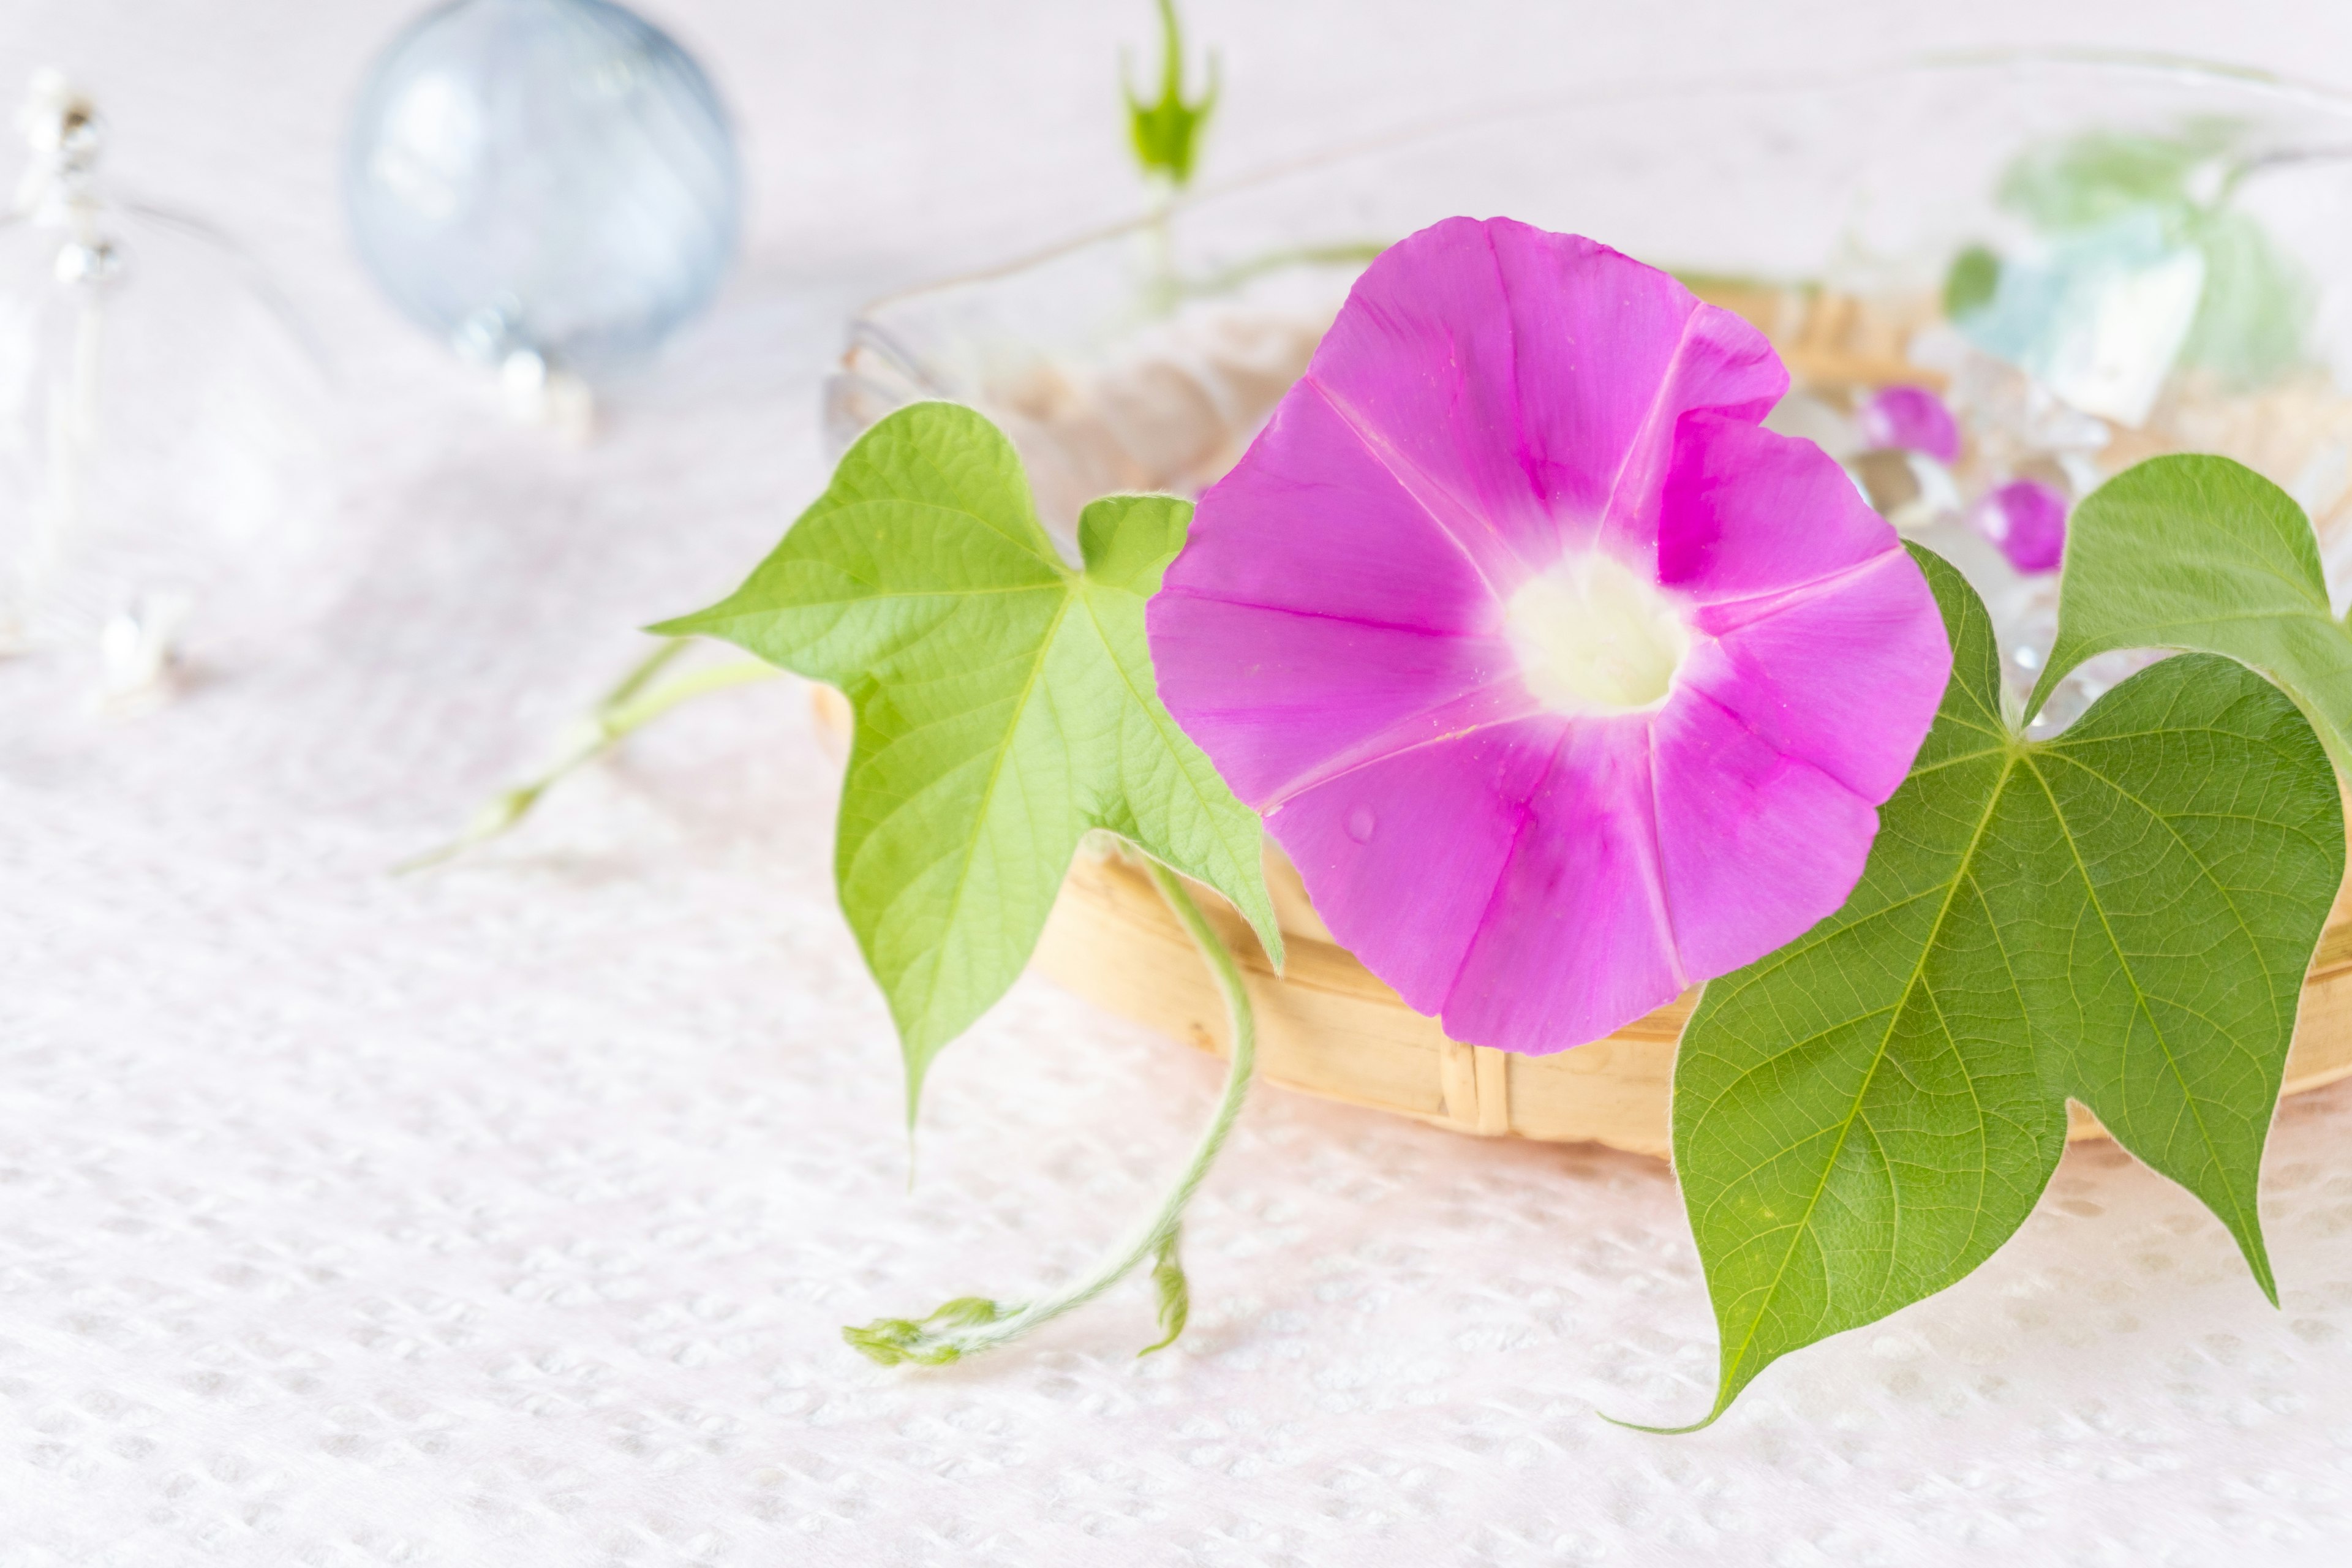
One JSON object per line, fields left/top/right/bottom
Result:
{"left": 2030, "top": 455, "right": 2352, "bottom": 772}
{"left": 1670, "top": 546, "right": 2341, "bottom": 1428}
{"left": 655, "top": 402, "right": 1281, "bottom": 1117}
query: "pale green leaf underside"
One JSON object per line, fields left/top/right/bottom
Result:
{"left": 1673, "top": 546, "right": 2340, "bottom": 1428}
{"left": 2030, "top": 454, "right": 2352, "bottom": 773}
{"left": 654, "top": 402, "right": 1281, "bottom": 1115}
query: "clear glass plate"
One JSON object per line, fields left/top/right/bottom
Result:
{"left": 823, "top": 52, "right": 2352, "bottom": 730}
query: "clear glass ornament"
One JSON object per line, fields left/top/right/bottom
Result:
{"left": 344, "top": 0, "right": 741, "bottom": 420}
{"left": 0, "top": 71, "right": 341, "bottom": 707}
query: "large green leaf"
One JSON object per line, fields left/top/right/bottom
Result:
{"left": 655, "top": 402, "right": 1281, "bottom": 1114}
{"left": 2029, "top": 454, "right": 2352, "bottom": 774}
{"left": 1670, "top": 547, "right": 2340, "bottom": 1428}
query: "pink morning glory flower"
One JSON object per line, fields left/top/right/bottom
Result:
{"left": 1856, "top": 384, "right": 1962, "bottom": 464}
{"left": 1970, "top": 478, "right": 2068, "bottom": 574}
{"left": 1147, "top": 218, "right": 1952, "bottom": 1054}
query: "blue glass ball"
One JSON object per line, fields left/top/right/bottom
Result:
{"left": 345, "top": 0, "right": 741, "bottom": 376}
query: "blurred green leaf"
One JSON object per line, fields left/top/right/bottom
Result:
{"left": 1997, "top": 126, "right": 2230, "bottom": 232}
{"left": 1942, "top": 244, "right": 2001, "bottom": 320}
{"left": 1983, "top": 124, "right": 2312, "bottom": 385}
{"left": 2178, "top": 209, "right": 2313, "bottom": 383}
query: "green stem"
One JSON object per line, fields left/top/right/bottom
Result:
{"left": 843, "top": 856, "right": 1258, "bottom": 1366}
{"left": 398, "top": 639, "right": 780, "bottom": 873}
{"left": 600, "top": 633, "right": 693, "bottom": 706}
{"left": 600, "top": 655, "right": 779, "bottom": 733}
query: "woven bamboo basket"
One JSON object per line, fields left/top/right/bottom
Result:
{"left": 807, "top": 692, "right": 2352, "bottom": 1161}
{"left": 817, "top": 280, "right": 2352, "bottom": 1157}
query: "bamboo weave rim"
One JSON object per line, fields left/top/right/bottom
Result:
{"left": 1036, "top": 843, "right": 2352, "bottom": 1158}
{"left": 807, "top": 687, "right": 2352, "bottom": 1158}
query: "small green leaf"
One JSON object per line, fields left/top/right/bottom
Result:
{"left": 1138, "top": 1224, "right": 1189, "bottom": 1355}
{"left": 1671, "top": 546, "right": 2340, "bottom": 1427}
{"left": 929, "top": 1296, "right": 1011, "bottom": 1329}
{"left": 841, "top": 1319, "right": 937, "bottom": 1368}
{"left": 842, "top": 1296, "right": 1015, "bottom": 1366}
{"left": 1123, "top": 0, "right": 1217, "bottom": 188}
{"left": 654, "top": 402, "right": 1281, "bottom": 1118}
{"left": 2030, "top": 455, "right": 2352, "bottom": 775}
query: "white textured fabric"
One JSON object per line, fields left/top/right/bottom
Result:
{"left": 12, "top": 3, "right": 2352, "bottom": 1564}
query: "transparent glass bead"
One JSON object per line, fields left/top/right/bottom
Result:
{"left": 344, "top": 0, "right": 741, "bottom": 380}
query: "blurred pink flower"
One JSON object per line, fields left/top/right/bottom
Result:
{"left": 1148, "top": 217, "right": 1951, "bottom": 1052}
{"left": 1970, "top": 478, "right": 2068, "bottom": 574}
{"left": 1857, "top": 384, "right": 1962, "bottom": 464}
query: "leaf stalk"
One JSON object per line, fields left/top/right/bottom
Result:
{"left": 399, "top": 638, "right": 780, "bottom": 872}
{"left": 843, "top": 856, "right": 1257, "bottom": 1366}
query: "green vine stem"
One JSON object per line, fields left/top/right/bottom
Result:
{"left": 399, "top": 638, "right": 780, "bottom": 872}
{"left": 843, "top": 856, "right": 1258, "bottom": 1366}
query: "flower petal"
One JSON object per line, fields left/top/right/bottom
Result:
{"left": 1649, "top": 687, "right": 1885, "bottom": 982}
{"left": 1272, "top": 714, "right": 1695, "bottom": 1054}
{"left": 1436, "top": 716, "right": 1687, "bottom": 1052}
{"left": 1682, "top": 549, "right": 1952, "bottom": 802}
{"left": 1305, "top": 217, "right": 1785, "bottom": 590}
{"left": 1164, "top": 379, "right": 1501, "bottom": 636}
{"left": 1146, "top": 595, "right": 1532, "bottom": 805}
{"left": 1657, "top": 413, "right": 1951, "bottom": 802}
{"left": 1267, "top": 717, "right": 1573, "bottom": 1018}
{"left": 1656, "top": 413, "right": 1898, "bottom": 603}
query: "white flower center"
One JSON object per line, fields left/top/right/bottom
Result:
{"left": 1504, "top": 552, "right": 1690, "bottom": 715}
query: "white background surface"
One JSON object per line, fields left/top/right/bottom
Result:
{"left": 11, "top": 2, "right": 2352, "bottom": 1564}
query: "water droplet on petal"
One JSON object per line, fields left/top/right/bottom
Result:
{"left": 1346, "top": 807, "right": 1378, "bottom": 843}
